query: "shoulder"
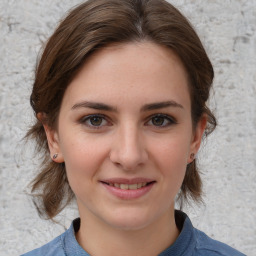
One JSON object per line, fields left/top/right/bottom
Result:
{"left": 161, "top": 211, "right": 246, "bottom": 256}
{"left": 21, "top": 232, "right": 66, "bottom": 256}
{"left": 193, "top": 228, "right": 246, "bottom": 256}
{"left": 21, "top": 218, "right": 85, "bottom": 256}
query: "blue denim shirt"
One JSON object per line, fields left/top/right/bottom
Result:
{"left": 21, "top": 211, "right": 245, "bottom": 256}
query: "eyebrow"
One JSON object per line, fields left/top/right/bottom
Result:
{"left": 71, "top": 100, "right": 184, "bottom": 112}
{"left": 71, "top": 101, "right": 117, "bottom": 112}
{"left": 141, "top": 101, "right": 184, "bottom": 111}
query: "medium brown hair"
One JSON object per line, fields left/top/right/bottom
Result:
{"left": 27, "top": 0, "right": 216, "bottom": 219}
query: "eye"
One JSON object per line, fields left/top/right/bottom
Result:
{"left": 80, "top": 114, "right": 109, "bottom": 129}
{"left": 146, "top": 114, "right": 177, "bottom": 128}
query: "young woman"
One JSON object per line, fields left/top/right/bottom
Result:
{"left": 22, "top": 0, "right": 245, "bottom": 255}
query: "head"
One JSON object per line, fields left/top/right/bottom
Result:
{"left": 27, "top": 0, "right": 216, "bottom": 219}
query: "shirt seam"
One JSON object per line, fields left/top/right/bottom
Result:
{"left": 59, "top": 234, "right": 68, "bottom": 256}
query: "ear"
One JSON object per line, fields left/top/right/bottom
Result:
{"left": 188, "top": 115, "right": 207, "bottom": 163}
{"left": 37, "top": 113, "right": 64, "bottom": 163}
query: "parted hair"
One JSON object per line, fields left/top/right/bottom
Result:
{"left": 27, "top": 0, "right": 217, "bottom": 219}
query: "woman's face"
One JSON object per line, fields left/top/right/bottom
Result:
{"left": 45, "top": 42, "right": 205, "bottom": 230}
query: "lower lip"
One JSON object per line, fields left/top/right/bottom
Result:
{"left": 101, "top": 182, "right": 155, "bottom": 200}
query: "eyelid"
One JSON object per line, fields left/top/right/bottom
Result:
{"left": 145, "top": 113, "right": 177, "bottom": 127}
{"left": 79, "top": 114, "right": 111, "bottom": 129}
{"left": 78, "top": 113, "right": 177, "bottom": 129}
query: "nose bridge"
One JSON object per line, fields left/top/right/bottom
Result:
{"left": 110, "top": 121, "right": 147, "bottom": 170}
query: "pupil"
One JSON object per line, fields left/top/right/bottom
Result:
{"left": 90, "top": 117, "right": 102, "bottom": 126}
{"left": 152, "top": 116, "right": 164, "bottom": 126}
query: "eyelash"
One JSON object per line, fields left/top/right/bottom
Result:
{"left": 146, "top": 113, "right": 177, "bottom": 128}
{"left": 79, "top": 113, "right": 177, "bottom": 129}
{"left": 79, "top": 114, "right": 110, "bottom": 129}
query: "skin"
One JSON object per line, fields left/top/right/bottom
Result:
{"left": 43, "top": 42, "right": 206, "bottom": 256}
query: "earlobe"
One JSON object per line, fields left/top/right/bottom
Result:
{"left": 43, "top": 124, "right": 64, "bottom": 163}
{"left": 188, "top": 115, "right": 207, "bottom": 163}
{"left": 37, "top": 113, "right": 64, "bottom": 163}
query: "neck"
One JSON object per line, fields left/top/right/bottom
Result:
{"left": 76, "top": 206, "right": 179, "bottom": 256}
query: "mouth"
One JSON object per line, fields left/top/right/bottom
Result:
{"left": 101, "top": 181, "right": 155, "bottom": 190}
{"left": 100, "top": 178, "right": 156, "bottom": 199}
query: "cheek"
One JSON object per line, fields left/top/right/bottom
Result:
{"left": 59, "top": 136, "right": 108, "bottom": 188}
{"left": 158, "top": 145, "right": 187, "bottom": 179}
{"left": 150, "top": 134, "right": 190, "bottom": 188}
{"left": 151, "top": 132, "right": 191, "bottom": 167}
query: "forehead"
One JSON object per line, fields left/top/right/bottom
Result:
{"left": 82, "top": 42, "right": 188, "bottom": 80}
{"left": 61, "top": 42, "right": 190, "bottom": 110}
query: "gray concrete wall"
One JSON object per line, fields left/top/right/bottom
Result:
{"left": 0, "top": 1, "right": 255, "bottom": 255}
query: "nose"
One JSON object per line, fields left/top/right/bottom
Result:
{"left": 109, "top": 125, "right": 148, "bottom": 171}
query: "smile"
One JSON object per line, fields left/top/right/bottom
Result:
{"left": 105, "top": 182, "right": 148, "bottom": 190}
{"left": 100, "top": 179, "right": 156, "bottom": 199}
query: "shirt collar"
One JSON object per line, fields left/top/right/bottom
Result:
{"left": 63, "top": 218, "right": 90, "bottom": 256}
{"left": 159, "top": 210, "right": 196, "bottom": 255}
{"left": 63, "top": 210, "right": 196, "bottom": 256}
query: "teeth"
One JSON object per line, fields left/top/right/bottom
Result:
{"left": 109, "top": 182, "right": 149, "bottom": 190}
{"left": 128, "top": 184, "right": 138, "bottom": 190}
{"left": 120, "top": 184, "right": 129, "bottom": 189}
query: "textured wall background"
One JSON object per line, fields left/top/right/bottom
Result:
{"left": 0, "top": 0, "right": 255, "bottom": 255}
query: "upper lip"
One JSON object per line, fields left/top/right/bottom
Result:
{"left": 100, "top": 178, "right": 155, "bottom": 184}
